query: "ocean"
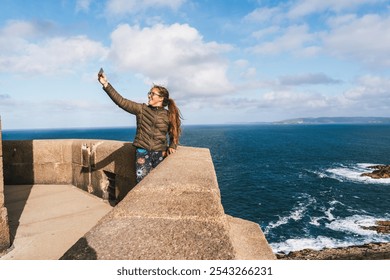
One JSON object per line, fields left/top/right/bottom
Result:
{"left": 3, "top": 124, "right": 390, "bottom": 254}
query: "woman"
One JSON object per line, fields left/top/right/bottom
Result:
{"left": 98, "top": 71, "right": 182, "bottom": 183}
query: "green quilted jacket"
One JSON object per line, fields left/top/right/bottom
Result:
{"left": 103, "top": 83, "right": 176, "bottom": 151}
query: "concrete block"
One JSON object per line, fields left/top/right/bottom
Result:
{"left": 93, "top": 141, "right": 135, "bottom": 178}
{"left": 71, "top": 140, "right": 85, "bottom": 165}
{"left": 2, "top": 141, "right": 33, "bottom": 164}
{"left": 3, "top": 163, "right": 34, "bottom": 185}
{"left": 32, "top": 140, "right": 67, "bottom": 164}
{"left": 71, "top": 164, "right": 90, "bottom": 192}
{"left": 0, "top": 123, "right": 2, "bottom": 158}
{"left": 141, "top": 146, "right": 221, "bottom": 196}
{"left": 0, "top": 207, "right": 10, "bottom": 253}
{"left": 34, "top": 163, "right": 72, "bottom": 184}
{"left": 0, "top": 117, "right": 10, "bottom": 253}
{"left": 115, "top": 174, "right": 136, "bottom": 202}
{"left": 0, "top": 164, "right": 3, "bottom": 191}
{"left": 61, "top": 216, "right": 236, "bottom": 260}
{"left": 112, "top": 187, "right": 225, "bottom": 219}
{"left": 227, "top": 215, "right": 276, "bottom": 260}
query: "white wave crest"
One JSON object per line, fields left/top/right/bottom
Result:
{"left": 326, "top": 214, "right": 389, "bottom": 236}
{"left": 325, "top": 163, "right": 390, "bottom": 185}
{"left": 272, "top": 214, "right": 390, "bottom": 253}
{"left": 264, "top": 195, "right": 316, "bottom": 234}
{"left": 271, "top": 236, "right": 352, "bottom": 253}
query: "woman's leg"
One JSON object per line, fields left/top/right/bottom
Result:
{"left": 135, "top": 148, "right": 152, "bottom": 183}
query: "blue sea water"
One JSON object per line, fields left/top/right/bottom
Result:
{"left": 3, "top": 124, "right": 390, "bottom": 253}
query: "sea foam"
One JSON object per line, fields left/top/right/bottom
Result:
{"left": 325, "top": 163, "right": 390, "bottom": 185}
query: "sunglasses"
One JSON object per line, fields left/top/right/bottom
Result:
{"left": 148, "top": 91, "right": 162, "bottom": 98}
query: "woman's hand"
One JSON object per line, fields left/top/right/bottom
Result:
{"left": 168, "top": 147, "right": 176, "bottom": 155}
{"left": 98, "top": 72, "right": 108, "bottom": 88}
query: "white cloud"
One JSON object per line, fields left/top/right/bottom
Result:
{"left": 287, "top": 0, "right": 380, "bottom": 19}
{"left": 106, "top": 0, "right": 185, "bottom": 16}
{"left": 0, "top": 20, "right": 108, "bottom": 74}
{"left": 279, "top": 73, "right": 342, "bottom": 86}
{"left": 108, "top": 23, "right": 233, "bottom": 98}
{"left": 323, "top": 14, "right": 390, "bottom": 67}
{"left": 249, "top": 24, "right": 315, "bottom": 55}
{"left": 261, "top": 90, "right": 329, "bottom": 109}
{"left": 244, "top": 6, "right": 283, "bottom": 23}
{"left": 76, "top": 0, "right": 92, "bottom": 13}
{"left": 344, "top": 75, "right": 390, "bottom": 100}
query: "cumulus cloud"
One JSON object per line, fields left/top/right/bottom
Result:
{"left": 108, "top": 23, "right": 233, "bottom": 98}
{"left": 279, "top": 73, "right": 342, "bottom": 86}
{"left": 322, "top": 14, "right": 390, "bottom": 67}
{"left": 0, "top": 20, "right": 108, "bottom": 74}
{"left": 106, "top": 0, "right": 185, "bottom": 16}
{"left": 344, "top": 75, "right": 390, "bottom": 100}
{"left": 246, "top": 2, "right": 390, "bottom": 67}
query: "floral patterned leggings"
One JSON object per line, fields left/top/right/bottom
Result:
{"left": 135, "top": 148, "right": 165, "bottom": 183}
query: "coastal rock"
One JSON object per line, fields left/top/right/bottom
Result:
{"left": 276, "top": 242, "right": 390, "bottom": 260}
{"left": 361, "top": 165, "right": 390, "bottom": 179}
{"left": 361, "top": 221, "right": 390, "bottom": 234}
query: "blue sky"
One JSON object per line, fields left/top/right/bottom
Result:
{"left": 1, "top": 0, "right": 390, "bottom": 129}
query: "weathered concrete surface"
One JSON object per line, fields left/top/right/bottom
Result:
{"left": 3, "top": 139, "right": 136, "bottom": 204}
{"left": 0, "top": 118, "right": 10, "bottom": 253}
{"left": 61, "top": 146, "right": 275, "bottom": 260}
{"left": 227, "top": 216, "right": 276, "bottom": 260}
{"left": 0, "top": 184, "right": 112, "bottom": 260}
{"left": 2, "top": 139, "right": 275, "bottom": 260}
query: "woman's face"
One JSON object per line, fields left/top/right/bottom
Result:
{"left": 147, "top": 88, "right": 164, "bottom": 107}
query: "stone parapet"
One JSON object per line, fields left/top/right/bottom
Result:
{"left": 2, "top": 138, "right": 275, "bottom": 260}
{"left": 0, "top": 118, "right": 11, "bottom": 253}
{"left": 61, "top": 146, "right": 276, "bottom": 260}
{"left": 3, "top": 139, "right": 137, "bottom": 204}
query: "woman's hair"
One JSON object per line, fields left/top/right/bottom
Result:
{"left": 152, "top": 85, "right": 183, "bottom": 147}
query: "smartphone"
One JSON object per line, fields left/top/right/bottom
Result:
{"left": 98, "top": 67, "right": 104, "bottom": 76}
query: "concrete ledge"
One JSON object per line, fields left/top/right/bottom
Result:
{"left": 0, "top": 118, "right": 11, "bottom": 253}
{"left": 2, "top": 138, "right": 275, "bottom": 260}
{"left": 61, "top": 146, "right": 276, "bottom": 260}
{"left": 227, "top": 216, "right": 276, "bottom": 260}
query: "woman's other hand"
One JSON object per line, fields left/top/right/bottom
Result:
{"left": 168, "top": 148, "right": 176, "bottom": 155}
{"left": 98, "top": 72, "right": 108, "bottom": 88}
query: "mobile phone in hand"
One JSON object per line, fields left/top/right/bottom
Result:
{"left": 98, "top": 68, "right": 104, "bottom": 76}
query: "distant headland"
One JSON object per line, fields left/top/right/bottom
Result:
{"left": 274, "top": 117, "right": 390, "bottom": 125}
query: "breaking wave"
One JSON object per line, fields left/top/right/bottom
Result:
{"left": 323, "top": 163, "right": 390, "bottom": 185}
{"left": 270, "top": 214, "right": 390, "bottom": 253}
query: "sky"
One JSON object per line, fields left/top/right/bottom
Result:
{"left": 1, "top": 0, "right": 390, "bottom": 129}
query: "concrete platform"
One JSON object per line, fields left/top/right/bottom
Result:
{"left": 0, "top": 184, "right": 112, "bottom": 260}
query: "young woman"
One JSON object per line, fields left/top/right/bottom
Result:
{"left": 98, "top": 71, "right": 182, "bottom": 183}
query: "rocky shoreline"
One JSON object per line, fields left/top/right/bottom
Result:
{"left": 276, "top": 242, "right": 390, "bottom": 260}
{"left": 276, "top": 166, "right": 390, "bottom": 260}
{"left": 276, "top": 220, "right": 390, "bottom": 260}
{"left": 361, "top": 164, "right": 390, "bottom": 179}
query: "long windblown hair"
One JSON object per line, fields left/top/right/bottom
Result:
{"left": 152, "top": 85, "right": 183, "bottom": 146}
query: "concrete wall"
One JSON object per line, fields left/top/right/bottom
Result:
{"left": 61, "top": 146, "right": 276, "bottom": 260}
{"left": 0, "top": 118, "right": 10, "bottom": 253}
{"left": 2, "top": 138, "right": 275, "bottom": 260}
{"left": 2, "top": 139, "right": 137, "bottom": 204}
